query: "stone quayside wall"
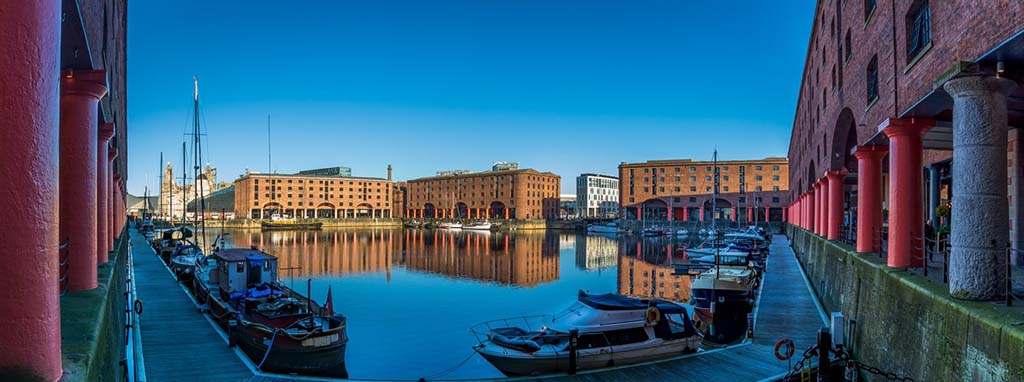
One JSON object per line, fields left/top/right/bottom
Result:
{"left": 787, "top": 226, "right": 1023, "bottom": 382}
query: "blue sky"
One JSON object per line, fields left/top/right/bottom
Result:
{"left": 127, "top": 1, "right": 813, "bottom": 195}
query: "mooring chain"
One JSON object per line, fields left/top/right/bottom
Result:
{"left": 782, "top": 344, "right": 818, "bottom": 381}
{"left": 847, "top": 360, "right": 915, "bottom": 382}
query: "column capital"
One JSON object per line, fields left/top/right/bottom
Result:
{"left": 60, "top": 69, "right": 108, "bottom": 99}
{"left": 879, "top": 118, "right": 934, "bottom": 138}
{"left": 853, "top": 145, "right": 889, "bottom": 160}
{"left": 98, "top": 122, "right": 115, "bottom": 142}
{"left": 825, "top": 170, "right": 848, "bottom": 181}
{"left": 813, "top": 181, "right": 823, "bottom": 190}
{"left": 943, "top": 75, "right": 1016, "bottom": 99}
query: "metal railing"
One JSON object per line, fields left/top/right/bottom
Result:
{"left": 59, "top": 237, "right": 70, "bottom": 296}
{"left": 123, "top": 231, "right": 146, "bottom": 381}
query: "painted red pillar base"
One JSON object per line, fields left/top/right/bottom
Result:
{"left": 698, "top": 206, "right": 704, "bottom": 222}
{"left": 681, "top": 207, "right": 688, "bottom": 222}
{"left": 854, "top": 146, "right": 888, "bottom": 253}
{"left": 96, "top": 123, "right": 113, "bottom": 263}
{"left": 882, "top": 118, "right": 933, "bottom": 267}
{"left": 60, "top": 69, "right": 108, "bottom": 291}
{"left": 0, "top": 2, "right": 64, "bottom": 379}
{"left": 826, "top": 171, "right": 845, "bottom": 240}
{"left": 746, "top": 206, "right": 753, "bottom": 223}
{"left": 807, "top": 190, "right": 816, "bottom": 233}
{"left": 731, "top": 207, "right": 737, "bottom": 222}
{"left": 813, "top": 181, "right": 824, "bottom": 236}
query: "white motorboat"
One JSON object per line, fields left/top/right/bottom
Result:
{"left": 472, "top": 291, "right": 702, "bottom": 376}
{"left": 587, "top": 222, "right": 623, "bottom": 234}
{"left": 675, "top": 229, "right": 689, "bottom": 237}
{"left": 464, "top": 221, "right": 493, "bottom": 231}
{"left": 698, "top": 228, "right": 708, "bottom": 236}
{"left": 642, "top": 227, "right": 669, "bottom": 236}
{"left": 438, "top": 222, "right": 463, "bottom": 229}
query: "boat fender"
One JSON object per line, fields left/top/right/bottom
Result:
{"left": 773, "top": 338, "right": 795, "bottom": 361}
{"left": 645, "top": 307, "right": 661, "bottom": 325}
{"left": 134, "top": 300, "right": 143, "bottom": 315}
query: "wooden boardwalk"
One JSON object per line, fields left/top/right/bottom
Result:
{"left": 134, "top": 230, "right": 825, "bottom": 382}
{"left": 132, "top": 229, "right": 254, "bottom": 382}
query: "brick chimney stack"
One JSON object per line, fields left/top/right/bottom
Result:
{"left": 387, "top": 164, "right": 392, "bottom": 181}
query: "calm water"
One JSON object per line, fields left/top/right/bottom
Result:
{"left": 201, "top": 227, "right": 706, "bottom": 380}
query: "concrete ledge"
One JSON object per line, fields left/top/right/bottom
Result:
{"left": 59, "top": 227, "right": 127, "bottom": 382}
{"left": 786, "top": 225, "right": 1024, "bottom": 381}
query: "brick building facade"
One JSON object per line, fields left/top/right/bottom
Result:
{"left": 618, "top": 157, "right": 789, "bottom": 222}
{"left": 233, "top": 169, "right": 395, "bottom": 219}
{"left": 405, "top": 167, "right": 561, "bottom": 220}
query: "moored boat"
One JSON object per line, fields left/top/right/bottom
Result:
{"left": 260, "top": 215, "right": 323, "bottom": 231}
{"left": 464, "top": 221, "right": 493, "bottom": 231}
{"left": 193, "top": 248, "right": 349, "bottom": 378}
{"left": 472, "top": 291, "right": 701, "bottom": 376}
{"left": 586, "top": 222, "right": 623, "bottom": 234}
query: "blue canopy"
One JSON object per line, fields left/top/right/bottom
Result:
{"left": 577, "top": 291, "right": 688, "bottom": 314}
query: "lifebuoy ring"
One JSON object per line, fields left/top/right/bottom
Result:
{"left": 774, "top": 338, "right": 795, "bottom": 361}
{"left": 134, "top": 299, "right": 143, "bottom": 315}
{"left": 645, "top": 307, "right": 661, "bottom": 325}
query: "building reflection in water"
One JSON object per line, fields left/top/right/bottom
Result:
{"left": 229, "top": 229, "right": 560, "bottom": 287}
{"left": 402, "top": 230, "right": 560, "bottom": 287}
{"left": 617, "top": 236, "right": 692, "bottom": 303}
{"left": 574, "top": 233, "right": 618, "bottom": 271}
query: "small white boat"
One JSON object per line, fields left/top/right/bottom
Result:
{"left": 698, "top": 228, "right": 708, "bottom": 236}
{"left": 587, "top": 222, "right": 623, "bottom": 234}
{"left": 472, "top": 291, "right": 702, "bottom": 376}
{"left": 642, "top": 227, "right": 669, "bottom": 236}
{"left": 438, "top": 222, "right": 462, "bottom": 229}
{"left": 675, "top": 229, "right": 689, "bottom": 237}
{"left": 464, "top": 221, "right": 493, "bottom": 231}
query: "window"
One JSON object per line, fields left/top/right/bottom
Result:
{"left": 867, "top": 56, "right": 879, "bottom": 103}
{"left": 772, "top": 166, "right": 780, "bottom": 171}
{"left": 755, "top": 165, "right": 763, "bottom": 171}
{"left": 906, "top": 0, "right": 931, "bottom": 60}
{"left": 690, "top": 186, "right": 697, "bottom": 192}
{"left": 690, "top": 167, "right": 696, "bottom": 172}
{"left": 690, "top": 176, "right": 696, "bottom": 182}
{"left": 723, "top": 186, "right": 729, "bottom": 192}
{"left": 865, "top": 0, "right": 876, "bottom": 20}
{"left": 844, "top": 31, "right": 852, "bottom": 62}
{"left": 772, "top": 175, "right": 780, "bottom": 181}
{"left": 689, "top": 197, "right": 697, "bottom": 203}
{"left": 756, "top": 175, "right": 763, "bottom": 181}
{"left": 773, "top": 197, "right": 780, "bottom": 203}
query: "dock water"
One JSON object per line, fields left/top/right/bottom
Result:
{"left": 132, "top": 228, "right": 825, "bottom": 382}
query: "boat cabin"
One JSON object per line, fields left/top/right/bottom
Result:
{"left": 213, "top": 248, "right": 278, "bottom": 297}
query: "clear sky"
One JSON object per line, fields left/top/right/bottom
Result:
{"left": 126, "top": 1, "right": 813, "bottom": 195}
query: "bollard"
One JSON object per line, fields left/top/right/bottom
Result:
{"left": 568, "top": 329, "right": 579, "bottom": 375}
{"left": 817, "top": 327, "right": 832, "bottom": 382}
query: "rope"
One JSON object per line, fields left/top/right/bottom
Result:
{"left": 256, "top": 328, "right": 281, "bottom": 370}
{"left": 418, "top": 350, "right": 478, "bottom": 381}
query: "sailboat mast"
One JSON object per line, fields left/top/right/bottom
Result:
{"left": 181, "top": 142, "right": 186, "bottom": 224}
{"left": 192, "top": 76, "right": 206, "bottom": 250}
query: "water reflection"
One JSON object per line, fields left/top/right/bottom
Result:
{"left": 223, "top": 229, "right": 560, "bottom": 287}
{"left": 197, "top": 228, "right": 703, "bottom": 379}
{"left": 617, "top": 235, "right": 693, "bottom": 302}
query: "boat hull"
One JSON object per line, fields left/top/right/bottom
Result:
{"left": 478, "top": 338, "right": 699, "bottom": 376}
{"left": 690, "top": 287, "right": 752, "bottom": 345}
{"left": 235, "top": 326, "right": 349, "bottom": 378}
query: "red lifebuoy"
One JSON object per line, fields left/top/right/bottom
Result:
{"left": 134, "top": 299, "right": 143, "bottom": 315}
{"left": 774, "top": 338, "right": 795, "bottom": 361}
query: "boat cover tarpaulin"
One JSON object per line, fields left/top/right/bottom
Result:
{"left": 577, "top": 291, "right": 687, "bottom": 314}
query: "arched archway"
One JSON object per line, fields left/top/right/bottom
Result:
{"left": 455, "top": 202, "right": 469, "bottom": 219}
{"left": 489, "top": 201, "right": 507, "bottom": 219}
{"left": 641, "top": 199, "right": 668, "bottom": 221}
{"left": 262, "top": 202, "right": 283, "bottom": 219}
{"left": 423, "top": 203, "right": 437, "bottom": 219}
{"left": 830, "top": 108, "right": 859, "bottom": 239}
{"left": 702, "top": 198, "right": 733, "bottom": 221}
{"left": 316, "top": 202, "right": 336, "bottom": 218}
{"left": 355, "top": 203, "right": 373, "bottom": 218}
{"left": 806, "top": 160, "right": 817, "bottom": 192}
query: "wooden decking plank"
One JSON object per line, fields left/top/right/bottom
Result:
{"left": 132, "top": 229, "right": 253, "bottom": 382}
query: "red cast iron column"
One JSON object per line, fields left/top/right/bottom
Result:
{"left": 60, "top": 69, "right": 108, "bottom": 291}
{"left": 808, "top": 189, "right": 816, "bottom": 233}
{"left": 96, "top": 123, "right": 114, "bottom": 263}
{"left": 108, "top": 146, "right": 118, "bottom": 245}
{"left": 882, "top": 118, "right": 934, "bottom": 267}
{"left": 826, "top": 171, "right": 846, "bottom": 240}
{"left": 854, "top": 146, "right": 888, "bottom": 253}
{"left": 0, "top": 2, "right": 64, "bottom": 379}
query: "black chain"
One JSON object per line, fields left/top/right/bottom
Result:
{"left": 782, "top": 344, "right": 818, "bottom": 381}
{"left": 782, "top": 345, "right": 915, "bottom": 382}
